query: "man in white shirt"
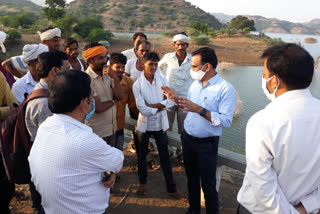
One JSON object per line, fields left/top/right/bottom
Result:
{"left": 29, "top": 70, "right": 124, "bottom": 214}
{"left": 12, "top": 44, "right": 48, "bottom": 103}
{"left": 132, "top": 51, "right": 184, "bottom": 199}
{"left": 125, "top": 40, "right": 151, "bottom": 81}
{"left": 122, "top": 32, "right": 147, "bottom": 60}
{"left": 237, "top": 43, "right": 320, "bottom": 214}
{"left": 159, "top": 32, "right": 193, "bottom": 160}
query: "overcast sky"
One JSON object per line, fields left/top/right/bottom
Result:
{"left": 30, "top": 0, "right": 319, "bottom": 23}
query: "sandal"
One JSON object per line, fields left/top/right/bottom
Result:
{"left": 136, "top": 184, "right": 145, "bottom": 196}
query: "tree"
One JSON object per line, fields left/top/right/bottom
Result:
{"left": 73, "top": 17, "right": 104, "bottom": 39}
{"left": 55, "top": 14, "right": 78, "bottom": 38}
{"left": 230, "top": 16, "right": 256, "bottom": 31}
{"left": 87, "top": 28, "right": 113, "bottom": 42}
{"left": 43, "top": 0, "right": 66, "bottom": 21}
{"left": 6, "top": 30, "right": 22, "bottom": 43}
{"left": 190, "top": 21, "right": 209, "bottom": 34}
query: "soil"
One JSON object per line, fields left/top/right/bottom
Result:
{"left": 9, "top": 147, "right": 244, "bottom": 214}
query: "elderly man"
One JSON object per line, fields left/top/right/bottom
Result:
{"left": 237, "top": 44, "right": 320, "bottom": 214}
{"left": 63, "top": 37, "right": 87, "bottom": 72}
{"left": 83, "top": 42, "right": 123, "bottom": 146}
{"left": 133, "top": 51, "right": 184, "bottom": 199}
{"left": 163, "top": 47, "right": 236, "bottom": 214}
{"left": 12, "top": 44, "right": 48, "bottom": 103}
{"left": 159, "top": 32, "right": 193, "bottom": 160}
{"left": 2, "top": 27, "right": 61, "bottom": 78}
{"left": 122, "top": 32, "right": 147, "bottom": 60}
{"left": 29, "top": 70, "right": 124, "bottom": 214}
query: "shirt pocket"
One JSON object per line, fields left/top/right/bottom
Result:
{"left": 203, "top": 96, "right": 219, "bottom": 112}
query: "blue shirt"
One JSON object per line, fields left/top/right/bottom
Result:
{"left": 184, "top": 74, "right": 236, "bottom": 138}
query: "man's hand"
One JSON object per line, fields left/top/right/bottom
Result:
{"left": 103, "top": 66, "right": 117, "bottom": 79}
{"left": 145, "top": 102, "right": 164, "bottom": 112}
{"left": 294, "top": 203, "right": 308, "bottom": 214}
{"left": 161, "top": 86, "right": 178, "bottom": 102}
{"left": 178, "top": 97, "right": 202, "bottom": 113}
{"left": 103, "top": 173, "right": 116, "bottom": 188}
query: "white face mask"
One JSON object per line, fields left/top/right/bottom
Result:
{"left": 190, "top": 64, "right": 207, "bottom": 80}
{"left": 261, "top": 75, "right": 279, "bottom": 101}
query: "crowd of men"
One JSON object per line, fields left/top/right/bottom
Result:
{"left": 0, "top": 26, "right": 319, "bottom": 214}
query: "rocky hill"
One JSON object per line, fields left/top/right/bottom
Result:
{"left": 247, "top": 16, "right": 320, "bottom": 35}
{"left": 0, "top": 0, "right": 41, "bottom": 15}
{"left": 67, "top": 0, "right": 223, "bottom": 31}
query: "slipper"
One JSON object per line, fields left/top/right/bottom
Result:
{"left": 136, "top": 185, "right": 145, "bottom": 196}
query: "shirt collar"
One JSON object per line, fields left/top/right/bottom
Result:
{"left": 274, "top": 88, "right": 312, "bottom": 103}
{"left": 38, "top": 79, "right": 48, "bottom": 89}
{"left": 53, "top": 114, "right": 92, "bottom": 132}
{"left": 195, "top": 73, "right": 220, "bottom": 87}
{"left": 86, "top": 66, "right": 100, "bottom": 79}
{"left": 173, "top": 52, "right": 191, "bottom": 63}
{"left": 25, "top": 71, "right": 38, "bottom": 86}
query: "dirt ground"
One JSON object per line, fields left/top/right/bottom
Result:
{"left": 14, "top": 33, "right": 267, "bottom": 66}
{"left": 9, "top": 146, "right": 244, "bottom": 214}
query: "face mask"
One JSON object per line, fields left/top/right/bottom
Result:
{"left": 85, "top": 99, "right": 95, "bottom": 121}
{"left": 190, "top": 64, "right": 207, "bottom": 80}
{"left": 261, "top": 75, "right": 279, "bottom": 101}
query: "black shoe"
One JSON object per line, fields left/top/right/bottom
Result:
{"left": 185, "top": 209, "right": 200, "bottom": 214}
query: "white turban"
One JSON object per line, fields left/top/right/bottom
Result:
{"left": 0, "top": 31, "right": 7, "bottom": 54}
{"left": 37, "top": 28, "right": 61, "bottom": 41}
{"left": 22, "top": 44, "right": 49, "bottom": 63}
{"left": 173, "top": 34, "right": 190, "bottom": 43}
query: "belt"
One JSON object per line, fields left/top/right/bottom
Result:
{"left": 183, "top": 130, "right": 219, "bottom": 143}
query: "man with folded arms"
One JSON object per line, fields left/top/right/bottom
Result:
{"left": 12, "top": 44, "right": 48, "bottom": 103}
{"left": 29, "top": 70, "right": 124, "bottom": 214}
{"left": 83, "top": 42, "right": 123, "bottom": 146}
{"left": 133, "top": 51, "right": 184, "bottom": 199}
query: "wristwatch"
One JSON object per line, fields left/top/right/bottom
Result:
{"left": 199, "top": 108, "right": 207, "bottom": 117}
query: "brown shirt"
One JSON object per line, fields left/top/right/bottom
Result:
{"left": 85, "top": 67, "right": 116, "bottom": 138}
{"left": 116, "top": 76, "right": 137, "bottom": 131}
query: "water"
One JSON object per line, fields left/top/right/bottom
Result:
{"left": 213, "top": 32, "right": 320, "bottom": 153}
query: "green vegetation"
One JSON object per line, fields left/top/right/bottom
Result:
{"left": 0, "top": 13, "right": 38, "bottom": 29}
{"left": 87, "top": 28, "right": 113, "bottom": 42}
{"left": 192, "top": 36, "right": 211, "bottom": 45}
{"left": 230, "top": 16, "right": 256, "bottom": 31}
{"left": 73, "top": 17, "right": 104, "bottom": 39}
{"left": 43, "top": 0, "right": 66, "bottom": 21}
{"left": 6, "top": 30, "right": 22, "bottom": 43}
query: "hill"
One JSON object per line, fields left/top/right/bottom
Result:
{"left": 210, "top": 13, "right": 235, "bottom": 24}
{"left": 67, "top": 0, "right": 223, "bottom": 31}
{"left": 247, "top": 16, "right": 320, "bottom": 35}
{"left": 0, "top": 0, "right": 41, "bottom": 15}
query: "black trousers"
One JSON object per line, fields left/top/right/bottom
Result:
{"left": 237, "top": 204, "right": 252, "bottom": 214}
{"left": 136, "top": 130, "right": 177, "bottom": 193}
{"left": 181, "top": 130, "right": 219, "bottom": 214}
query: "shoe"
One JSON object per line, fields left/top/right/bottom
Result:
{"left": 185, "top": 209, "right": 200, "bottom": 214}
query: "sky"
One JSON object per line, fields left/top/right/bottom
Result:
{"left": 30, "top": 0, "right": 319, "bottom": 23}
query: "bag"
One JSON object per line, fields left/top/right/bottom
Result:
{"left": 0, "top": 89, "right": 48, "bottom": 184}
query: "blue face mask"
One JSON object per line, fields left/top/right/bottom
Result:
{"left": 85, "top": 99, "right": 95, "bottom": 121}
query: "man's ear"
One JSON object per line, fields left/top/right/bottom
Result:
{"left": 87, "top": 58, "right": 93, "bottom": 64}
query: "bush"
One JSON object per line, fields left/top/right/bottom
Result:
{"left": 192, "top": 36, "right": 210, "bottom": 45}
{"left": 6, "top": 30, "right": 22, "bottom": 43}
{"left": 87, "top": 28, "right": 113, "bottom": 42}
{"left": 55, "top": 14, "right": 78, "bottom": 39}
{"left": 73, "top": 17, "right": 104, "bottom": 39}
